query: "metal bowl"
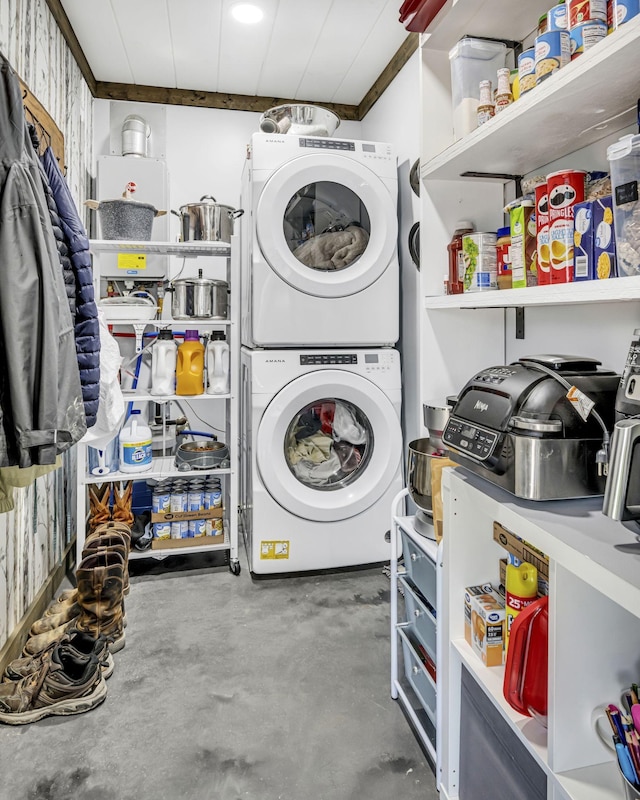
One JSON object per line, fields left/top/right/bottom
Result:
{"left": 259, "top": 104, "right": 341, "bottom": 137}
{"left": 175, "top": 440, "right": 229, "bottom": 471}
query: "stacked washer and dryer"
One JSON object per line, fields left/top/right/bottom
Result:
{"left": 240, "top": 131, "right": 403, "bottom": 574}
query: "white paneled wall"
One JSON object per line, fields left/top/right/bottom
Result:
{"left": 0, "top": 0, "right": 92, "bottom": 650}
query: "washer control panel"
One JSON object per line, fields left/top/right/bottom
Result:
{"left": 299, "top": 139, "right": 355, "bottom": 151}
{"left": 300, "top": 354, "right": 357, "bottom": 365}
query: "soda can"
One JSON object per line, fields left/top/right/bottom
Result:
{"left": 170, "top": 521, "right": 183, "bottom": 540}
{"left": 153, "top": 521, "right": 171, "bottom": 540}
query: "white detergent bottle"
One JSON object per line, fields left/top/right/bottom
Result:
{"left": 206, "top": 331, "right": 230, "bottom": 395}
{"left": 119, "top": 410, "right": 153, "bottom": 472}
{"left": 150, "top": 329, "right": 177, "bottom": 396}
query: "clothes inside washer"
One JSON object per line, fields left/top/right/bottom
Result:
{"left": 333, "top": 441, "right": 362, "bottom": 473}
{"left": 294, "top": 409, "right": 322, "bottom": 441}
{"left": 332, "top": 401, "right": 366, "bottom": 445}
{"left": 292, "top": 226, "right": 369, "bottom": 270}
{"left": 291, "top": 450, "right": 342, "bottom": 486}
{"left": 287, "top": 430, "right": 333, "bottom": 466}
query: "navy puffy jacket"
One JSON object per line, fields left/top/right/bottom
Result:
{"left": 41, "top": 147, "right": 100, "bottom": 428}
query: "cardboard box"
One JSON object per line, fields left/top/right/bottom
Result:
{"left": 151, "top": 533, "right": 225, "bottom": 550}
{"left": 499, "top": 558, "right": 507, "bottom": 589}
{"left": 510, "top": 204, "right": 538, "bottom": 288}
{"left": 493, "top": 522, "right": 549, "bottom": 581}
{"left": 574, "top": 196, "right": 617, "bottom": 281}
{"left": 464, "top": 584, "right": 505, "bottom": 667}
{"left": 151, "top": 507, "right": 223, "bottom": 523}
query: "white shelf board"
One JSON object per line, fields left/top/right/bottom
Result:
{"left": 129, "top": 540, "right": 229, "bottom": 560}
{"left": 448, "top": 469, "right": 640, "bottom": 620}
{"left": 122, "top": 392, "right": 231, "bottom": 403}
{"left": 394, "top": 514, "right": 439, "bottom": 562}
{"left": 106, "top": 318, "right": 230, "bottom": 327}
{"left": 90, "top": 239, "right": 231, "bottom": 256}
{"left": 451, "top": 638, "right": 550, "bottom": 773}
{"left": 424, "top": 275, "right": 640, "bottom": 309}
{"left": 421, "top": 16, "right": 640, "bottom": 181}
{"left": 555, "top": 761, "right": 626, "bottom": 800}
{"left": 82, "top": 456, "right": 231, "bottom": 484}
{"left": 421, "top": 0, "right": 551, "bottom": 52}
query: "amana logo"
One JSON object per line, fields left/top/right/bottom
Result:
{"left": 265, "top": 358, "right": 286, "bottom": 363}
{"left": 474, "top": 400, "right": 489, "bottom": 412}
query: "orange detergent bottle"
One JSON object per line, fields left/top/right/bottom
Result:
{"left": 505, "top": 556, "right": 538, "bottom": 653}
{"left": 176, "top": 330, "right": 204, "bottom": 395}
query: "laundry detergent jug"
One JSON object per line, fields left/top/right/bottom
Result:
{"left": 150, "top": 329, "right": 177, "bottom": 396}
{"left": 118, "top": 410, "right": 153, "bottom": 473}
{"left": 176, "top": 330, "right": 204, "bottom": 395}
{"left": 206, "top": 331, "right": 229, "bottom": 395}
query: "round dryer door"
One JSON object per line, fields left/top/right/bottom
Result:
{"left": 256, "top": 370, "right": 402, "bottom": 522}
{"left": 256, "top": 154, "right": 397, "bottom": 298}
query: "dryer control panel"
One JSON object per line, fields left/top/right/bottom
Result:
{"left": 299, "top": 138, "right": 355, "bottom": 151}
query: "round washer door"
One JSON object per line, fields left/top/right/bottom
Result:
{"left": 256, "top": 370, "right": 402, "bottom": 522}
{"left": 256, "top": 154, "right": 397, "bottom": 298}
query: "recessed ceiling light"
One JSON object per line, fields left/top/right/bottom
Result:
{"left": 231, "top": 3, "right": 264, "bottom": 23}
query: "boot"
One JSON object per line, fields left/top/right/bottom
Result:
{"left": 88, "top": 485, "right": 111, "bottom": 535}
{"left": 75, "top": 551, "right": 126, "bottom": 652}
{"left": 30, "top": 602, "right": 80, "bottom": 636}
{"left": 82, "top": 532, "right": 130, "bottom": 596}
{"left": 112, "top": 481, "right": 134, "bottom": 528}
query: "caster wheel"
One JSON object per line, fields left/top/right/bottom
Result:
{"left": 230, "top": 561, "right": 241, "bottom": 576}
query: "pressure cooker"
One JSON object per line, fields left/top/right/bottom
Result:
{"left": 170, "top": 269, "right": 228, "bottom": 320}
{"left": 172, "top": 196, "right": 243, "bottom": 243}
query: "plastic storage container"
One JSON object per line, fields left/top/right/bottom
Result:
{"left": 449, "top": 37, "right": 508, "bottom": 141}
{"left": 150, "top": 329, "right": 177, "bottom": 396}
{"left": 206, "top": 331, "right": 230, "bottom": 395}
{"left": 607, "top": 133, "right": 640, "bottom": 277}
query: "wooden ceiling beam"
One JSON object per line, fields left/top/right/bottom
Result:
{"left": 44, "top": 0, "right": 96, "bottom": 95}
{"left": 357, "top": 33, "right": 418, "bottom": 120}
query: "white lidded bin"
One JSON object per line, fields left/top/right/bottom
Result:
{"left": 607, "top": 133, "right": 640, "bottom": 277}
{"left": 449, "top": 37, "right": 508, "bottom": 141}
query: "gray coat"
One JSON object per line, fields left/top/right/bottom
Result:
{"left": 0, "top": 51, "right": 86, "bottom": 467}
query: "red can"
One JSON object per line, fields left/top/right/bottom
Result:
{"left": 535, "top": 184, "right": 551, "bottom": 285}
{"left": 567, "top": 0, "right": 607, "bottom": 26}
{"left": 547, "top": 169, "right": 586, "bottom": 283}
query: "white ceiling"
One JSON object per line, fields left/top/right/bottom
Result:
{"left": 60, "top": 0, "right": 409, "bottom": 105}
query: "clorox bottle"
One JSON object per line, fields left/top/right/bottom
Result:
{"left": 505, "top": 556, "right": 538, "bottom": 653}
{"left": 119, "top": 410, "right": 153, "bottom": 473}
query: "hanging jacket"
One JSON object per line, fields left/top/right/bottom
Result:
{"left": 42, "top": 147, "right": 100, "bottom": 428}
{"left": 0, "top": 50, "right": 86, "bottom": 467}
{"left": 27, "top": 125, "right": 76, "bottom": 319}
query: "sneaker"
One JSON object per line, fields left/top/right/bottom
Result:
{"left": 5, "top": 628, "right": 114, "bottom": 682}
{"left": 0, "top": 647, "right": 107, "bottom": 725}
{"left": 23, "top": 620, "right": 74, "bottom": 656}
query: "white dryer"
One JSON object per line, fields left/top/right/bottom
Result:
{"left": 240, "top": 347, "right": 403, "bottom": 574}
{"left": 240, "top": 133, "right": 399, "bottom": 348}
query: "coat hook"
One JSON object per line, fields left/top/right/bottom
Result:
{"left": 22, "top": 88, "right": 27, "bottom": 99}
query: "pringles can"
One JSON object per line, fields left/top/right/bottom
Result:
{"left": 547, "top": 169, "right": 587, "bottom": 283}
{"left": 535, "top": 183, "right": 551, "bottom": 285}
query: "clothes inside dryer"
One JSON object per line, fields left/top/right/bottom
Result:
{"left": 283, "top": 181, "right": 371, "bottom": 271}
{"left": 285, "top": 398, "right": 371, "bottom": 488}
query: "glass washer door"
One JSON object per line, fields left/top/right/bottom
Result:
{"left": 256, "top": 370, "right": 402, "bottom": 522}
{"left": 256, "top": 154, "right": 398, "bottom": 298}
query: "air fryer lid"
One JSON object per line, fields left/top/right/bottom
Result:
{"left": 449, "top": 355, "right": 618, "bottom": 438}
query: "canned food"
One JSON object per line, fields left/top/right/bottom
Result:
{"left": 568, "top": 0, "right": 607, "bottom": 25}
{"left": 153, "top": 521, "right": 171, "bottom": 540}
{"left": 547, "top": 169, "right": 587, "bottom": 283}
{"left": 212, "top": 517, "right": 224, "bottom": 533}
{"left": 548, "top": 3, "right": 569, "bottom": 28}
{"left": 170, "top": 487, "right": 187, "bottom": 513}
{"left": 189, "top": 518, "right": 207, "bottom": 538}
{"left": 535, "top": 184, "right": 552, "bottom": 285}
{"left": 204, "top": 486, "right": 222, "bottom": 509}
{"left": 170, "top": 521, "right": 183, "bottom": 540}
{"left": 538, "top": 12, "right": 549, "bottom": 34}
{"left": 613, "top": 0, "right": 639, "bottom": 26}
{"left": 535, "top": 30, "right": 570, "bottom": 83}
{"left": 461, "top": 233, "right": 498, "bottom": 292}
{"left": 517, "top": 48, "right": 536, "bottom": 94}
{"left": 569, "top": 19, "right": 607, "bottom": 57}
{"left": 187, "top": 487, "right": 204, "bottom": 512}
{"left": 152, "top": 487, "right": 171, "bottom": 514}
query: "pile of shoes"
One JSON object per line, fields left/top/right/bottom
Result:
{"left": 0, "top": 484, "right": 132, "bottom": 725}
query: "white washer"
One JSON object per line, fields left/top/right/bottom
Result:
{"left": 240, "top": 133, "right": 399, "bottom": 348}
{"left": 240, "top": 347, "right": 403, "bottom": 574}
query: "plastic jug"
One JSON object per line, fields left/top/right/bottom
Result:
{"left": 206, "top": 331, "right": 230, "bottom": 395}
{"left": 118, "top": 410, "right": 153, "bottom": 473}
{"left": 505, "top": 557, "right": 538, "bottom": 652}
{"left": 150, "top": 329, "right": 177, "bottom": 396}
{"left": 176, "top": 330, "right": 204, "bottom": 395}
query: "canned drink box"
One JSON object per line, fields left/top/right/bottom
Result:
{"left": 535, "top": 30, "right": 570, "bottom": 84}
{"left": 153, "top": 521, "right": 171, "bottom": 540}
{"left": 569, "top": 18, "right": 607, "bottom": 57}
{"left": 548, "top": 3, "right": 569, "bottom": 29}
{"left": 517, "top": 48, "right": 536, "bottom": 94}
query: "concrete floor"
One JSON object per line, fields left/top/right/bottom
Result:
{"left": 0, "top": 550, "right": 438, "bottom": 800}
